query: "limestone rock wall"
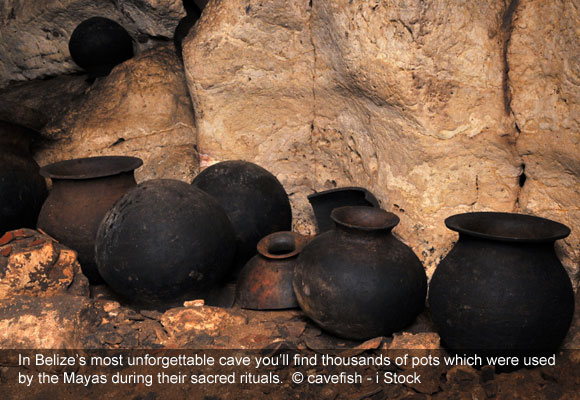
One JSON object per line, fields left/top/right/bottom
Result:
{"left": 36, "top": 44, "right": 199, "bottom": 183}
{"left": 0, "top": 0, "right": 185, "bottom": 87}
{"left": 182, "top": 0, "right": 580, "bottom": 281}
{"left": 508, "top": 0, "right": 580, "bottom": 279}
{"left": 183, "top": 0, "right": 526, "bottom": 275}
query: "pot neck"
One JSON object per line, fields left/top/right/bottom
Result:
{"left": 50, "top": 171, "right": 137, "bottom": 187}
{"left": 257, "top": 231, "right": 308, "bottom": 260}
{"left": 457, "top": 233, "right": 556, "bottom": 248}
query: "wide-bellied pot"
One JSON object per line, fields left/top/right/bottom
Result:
{"left": 37, "top": 156, "right": 142, "bottom": 283}
{"left": 0, "top": 121, "right": 47, "bottom": 235}
{"left": 293, "top": 206, "right": 427, "bottom": 340}
{"left": 69, "top": 17, "right": 134, "bottom": 77}
{"left": 191, "top": 160, "right": 292, "bottom": 279}
{"left": 429, "top": 212, "right": 574, "bottom": 357}
{"left": 308, "top": 187, "right": 380, "bottom": 233}
{"left": 236, "top": 231, "right": 309, "bottom": 310}
{"left": 95, "top": 179, "right": 236, "bottom": 304}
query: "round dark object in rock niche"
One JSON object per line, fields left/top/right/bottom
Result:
{"left": 0, "top": 121, "right": 47, "bottom": 235}
{"left": 95, "top": 179, "right": 236, "bottom": 304}
{"left": 293, "top": 206, "right": 427, "bottom": 340}
{"left": 191, "top": 160, "right": 292, "bottom": 279}
{"left": 429, "top": 212, "right": 574, "bottom": 363}
{"left": 69, "top": 17, "right": 134, "bottom": 77}
{"left": 37, "top": 156, "right": 142, "bottom": 284}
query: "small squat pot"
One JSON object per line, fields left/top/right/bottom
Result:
{"left": 236, "top": 231, "right": 309, "bottom": 310}
{"left": 429, "top": 212, "right": 574, "bottom": 357}
{"left": 37, "top": 156, "right": 142, "bottom": 283}
{"left": 293, "top": 206, "right": 427, "bottom": 340}
{"left": 0, "top": 121, "right": 47, "bottom": 235}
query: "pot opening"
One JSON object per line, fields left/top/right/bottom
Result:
{"left": 331, "top": 206, "right": 399, "bottom": 231}
{"left": 258, "top": 231, "right": 308, "bottom": 259}
{"left": 445, "top": 212, "right": 570, "bottom": 242}
{"left": 40, "top": 156, "right": 143, "bottom": 180}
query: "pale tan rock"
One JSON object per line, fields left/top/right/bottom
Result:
{"left": 183, "top": 0, "right": 522, "bottom": 273}
{"left": 389, "top": 332, "right": 441, "bottom": 350}
{"left": 37, "top": 44, "right": 198, "bottom": 183}
{"left": 0, "top": 228, "right": 89, "bottom": 299}
{"left": 508, "top": 0, "right": 580, "bottom": 280}
{"left": 0, "top": 0, "right": 186, "bottom": 87}
{"left": 184, "top": 0, "right": 318, "bottom": 234}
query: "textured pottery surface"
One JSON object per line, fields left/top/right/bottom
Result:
{"left": 37, "top": 156, "right": 142, "bottom": 283}
{"left": 429, "top": 212, "right": 575, "bottom": 356}
{"left": 96, "top": 179, "right": 236, "bottom": 304}
{"left": 192, "top": 160, "right": 292, "bottom": 278}
{"left": 0, "top": 121, "right": 47, "bottom": 235}
{"left": 68, "top": 17, "right": 134, "bottom": 76}
{"left": 308, "top": 187, "right": 380, "bottom": 233}
{"left": 236, "top": 231, "right": 309, "bottom": 310}
{"left": 293, "top": 206, "right": 427, "bottom": 340}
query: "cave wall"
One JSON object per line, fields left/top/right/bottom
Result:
{"left": 0, "top": 0, "right": 577, "bottom": 282}
{"left": 183, "top": 0, "right": 579, "bottom": 279}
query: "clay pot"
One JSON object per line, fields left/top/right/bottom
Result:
{"left": 293, "top": 206, "right": 427, "bottom": 340}
{"left": 308, "top": 187, "right": 380, "bottom": 233}
{"left": 37, "top": 156, "right": 142, "bottom": 283}
{"left": 236, "top": 231, "right": 309, "bottom": 310}
{"left": 69, "top": 17, "right": 134, "bottom": 77}
{"left": 429, "top": 212, "right": 574, "bottom": 357}
{"left": 0, "top": 121, "right": 47, "bottom": 235}
{"left": 191, "top": 160, "right": 292, "bottom": 278}
{"left": 95, "top": 179, "right": 236, "bottom": 304}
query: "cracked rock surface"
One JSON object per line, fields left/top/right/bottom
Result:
{"left": 35, "top": 44, "right": 199, "bottom": 183}
{"left": 183, "top": 0, "right": 579, "bottom": 281}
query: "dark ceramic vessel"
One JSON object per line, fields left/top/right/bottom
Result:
{"left": 191, "top": 160, "right": 292, "bottom": 278}
{"left": 95, "top": 179, "right": 236, "bottom": 304}
{"left": 69, "top": 17, "right": 134, "bottom": 76}
{"left": 293, "top": 206, "right": 427, "bottom": 340}
{"left": 0, "top": 121, "right": 47, "bottom": 235}
{"left": 308, "top": 187, "right": 380, "bottom": 233}
{"left": 37, "top": 156, "right": 142, "bottom": 283}
{"left": 429, "top": 212, "right": 574, "bottom": 357}
{"left": 236, "top": 231, "right": 309, "bottom": 310}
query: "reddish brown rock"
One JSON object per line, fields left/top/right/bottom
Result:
{"left": 0, "top": 229, "right": 89, "bottom": 299}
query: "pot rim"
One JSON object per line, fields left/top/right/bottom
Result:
{"left": 257, "top": 231, "right": 309, "bottom": 259}
{"left": 307, "top": 186, "right": 380, "bottom": 206}
{"left": 331, "top": 206, "right": 399, "bottom": 231}
{"left": 445, "top": 212, "right": 571, "bottom": 243}
{"left": 40, "top": 156, "right": 143, "bottom": 180}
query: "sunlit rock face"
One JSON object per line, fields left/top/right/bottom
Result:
{"left": 183, "top": 0, "right": 529, "bottom": 276}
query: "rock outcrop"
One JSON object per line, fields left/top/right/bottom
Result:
{"left": 36, "top": 44, "right": 198, "bottom": 183}
{"left": 183, "top": 0, "right": 579, "bottom": 280}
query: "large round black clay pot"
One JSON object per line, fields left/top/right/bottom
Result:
{"left": 69, "top": 17, "right": 134, "bottom": 77}
{"left": 95, "top": 179, "right": 236, "bottom": 304}
{"left": 293, "top": 206, "right": 427, "bottom": 340}
{"left": 191, "top": 160, "right": 292, "bottom": 278}
{"left": 0, "top": 121, "right": 47, "bottom": 235}
{"left": 236, "top": 231, "right": 309, "bottom": 310}
{"left": 37, "top": 156, "right": 142, "bottom": 284}
{"left": 429, "top": 212, "right": 574, "bottom": 358}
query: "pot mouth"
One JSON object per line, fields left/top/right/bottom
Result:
{"left": 40, "top": 156, "right": 143, "bottom": 180}
{"left": 257, "top": 231, "right": 309, "bottom": 259}
{"left": 445, "top": 212, "right": 570, "bottom": 243}
{"left": 331, "top": 206, "right": 399, "bottom": 231}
